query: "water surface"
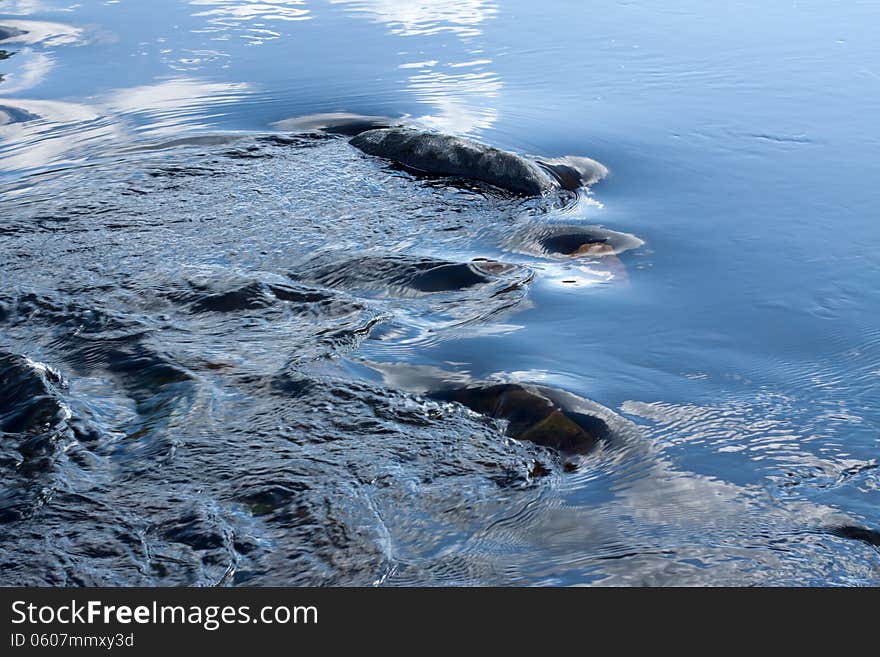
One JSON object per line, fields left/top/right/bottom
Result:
{"left": 1, "top": 0, "right": 878, "bottom": 585}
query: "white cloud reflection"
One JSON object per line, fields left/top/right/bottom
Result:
{"left": 0, "top": 77, "right": 252, "bottom": 173}
{"left": 1, "top": 1, "right": 76, "bottom": 16}
{"left": 189, "top": 0, "right": 311, "bottom": 44}
{"left": 0, "top": 49, "right": 54, "bottom": 94}
{"left": 0, "top": 97, "right": 122, "bottom": 173}
{"left": 106, "top": 77, "right": 250, "bottom": 130}
{"left": 331, "top": 0, "right": 502, "bottom": 135}
{"left": 0, "top": 19, "right": 83, "bottom": 46}
{"left": 407, "top": 68, "right": 500, "bottom": 134}
{"left": 190, "top": 0, "right": 311, "bottom": 22}
{"left": 330, "top": 0, "right": 497, "bottom": 37}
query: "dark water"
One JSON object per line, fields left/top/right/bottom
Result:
{"left": 1, "top": 1, "right": 879, "bottom": 586}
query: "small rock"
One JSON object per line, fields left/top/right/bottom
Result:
{"left": 0, "top": 26, "right": 26, "bottom": 43}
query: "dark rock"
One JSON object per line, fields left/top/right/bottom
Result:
{"left": 188, "top": 281, "right": 276, "bottom": 313}
{"left": 350, "top": 128, "right": 558, "bottom": 196}
{"left": 161, "top": 508, "right": 227, "bottom": 551}
{"left": 541, "top": 232, "right": 615, "bottom": 256}
{"left": 238, "top": 484, "right": 305, "bottom": 516}
{"left": 407, "top": 261, "right": 489, "bottom": 292}
{"left": 829, "top": 524, "right": 880, "bottom": 547}
{"left": 296, "top": 254, "right": 529, "bottom": 297}
{"left": 529, "top": 461, "right": 552, "bottom": 478}
{"left": 166, "top": 272, "right": 330, "bottom": 313}
{"left": 430, "top": 383, "right": 608, "bottom": 454}
{"left": 0, "top": 353, "right": 66, "bottom": 435}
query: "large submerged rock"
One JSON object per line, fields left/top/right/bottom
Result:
{"left": 350, "top": 127, "right": 603, "bottom": 196}
{"left": 430, "top": 383, "right": 609, "bottom": 454}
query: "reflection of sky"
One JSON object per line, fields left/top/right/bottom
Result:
{"left": 0, "top": 0, "right": 505, "bottom": 175}
{"left": 190, "top": 0, "right": 311, "bottom": 44}
{"left": 1, "top": 1, "right": 68, "bottom": 16}
{"left": 329, "top": 0, "right": 497, "bottom": 37}
{"left": 0, "top": 78, "right": 252, "bottom": 173}
{"left": 0, "top": 18, "right": 84, "bottom": 94}
{"left": 0, "top": 19, "right": 83, "bottom": 46}
{"left": 329, "top": 0, "right": 502, "bottom": 134}
{"left": 0, "top": 97, "right": 120, "bottom": 173}
{"left": 105, "top": 77, "right": 251, "bottom": 135}
{"left": 191, "top": 0, "right": 310, "bottom": 21}
{"left": 0, "top": 0, "right": 507, "bottom": 169}
{"left": 407, "top": 68, "right": 499, "bottom": 133}
{"left": 0, "top": 49, "right": 53, "bottom": 93}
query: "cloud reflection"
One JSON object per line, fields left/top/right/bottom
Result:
{"left": 0, "top": 77, "right": 252, "bottom": 174}
{"left": 0, "top": 19, "right": 83, "bottom": 47}
{"left": 332, "top": 0, "right": 502, "bottom": 135}
{"left": 0, "top": 97, "right": 122, "bottom": 173}
{"left": 1, "top": 1, "right": 70, "bottom": 16}
{"left": 407, "top": 68, "right": 499, "bottom": 134}
{"left": 330, "top": 0, "right": 497, "bottom": 37}
{"left": 105, "top": 77, "right": 250, "bottom": 136}
{"left": 0, "top": 49, "right": 54, "bottom": 94}
{"left": 190, "top": 0, "right": 311, "bottom": 44}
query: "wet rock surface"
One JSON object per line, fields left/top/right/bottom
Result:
{"left": 0, "top": 353, "right": 74, "bottom": 523}
{"left": 2, "top": 131, "right": 875, "bottom": 586}
{"left": 536, "top": 156, "right": 609, "bottom": 190}
{"left": 0, "top": 133, "right": 603, "bottom": 584}
{"left": 508, "top": 223, "right": 645, "bottom": 258}
{"left": 350, "top": 127, "right": 560, "bottom": 195}
{"left": 296, "top": 254, "right": 531, "bottom": 298}
{"left": 430, "top": 383, "right": 607, "bottom": 454}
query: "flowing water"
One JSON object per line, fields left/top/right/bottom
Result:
{"left": 1, "top": 0, "right": 879, "bottom": 586}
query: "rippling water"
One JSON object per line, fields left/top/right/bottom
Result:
{"left": 1, "top": 1, "right": 879, "bottom": 586}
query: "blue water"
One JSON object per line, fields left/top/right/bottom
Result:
{"left": 1, "top": 1, "right": 878, "bottom": 585}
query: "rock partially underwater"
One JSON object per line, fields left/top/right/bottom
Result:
{"left": 430, "top": 383, "right": 610, "bottom": 455}
{"left": 3, "top": 129, "right": 878, "bottom": 586}
{"left": 508, "top": 223, "right": 645, "bottom": 259}
{"left": 535, "top": 155, "right": 609, "bottom": 190}
{"left": 350, "top": 127, "right": 606, "bottom": 196}
{"left": 829, "top": 524, "right": 880, "bottom": 548}
{"left": 0, "top": 353, "right": 74, "bottom": 523}
{"left": 296, "top": 254, "right": 531, "bottom": 297}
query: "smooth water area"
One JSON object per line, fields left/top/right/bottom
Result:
{"left": 1, "top": 1, "right": 878, "bottom": 585}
